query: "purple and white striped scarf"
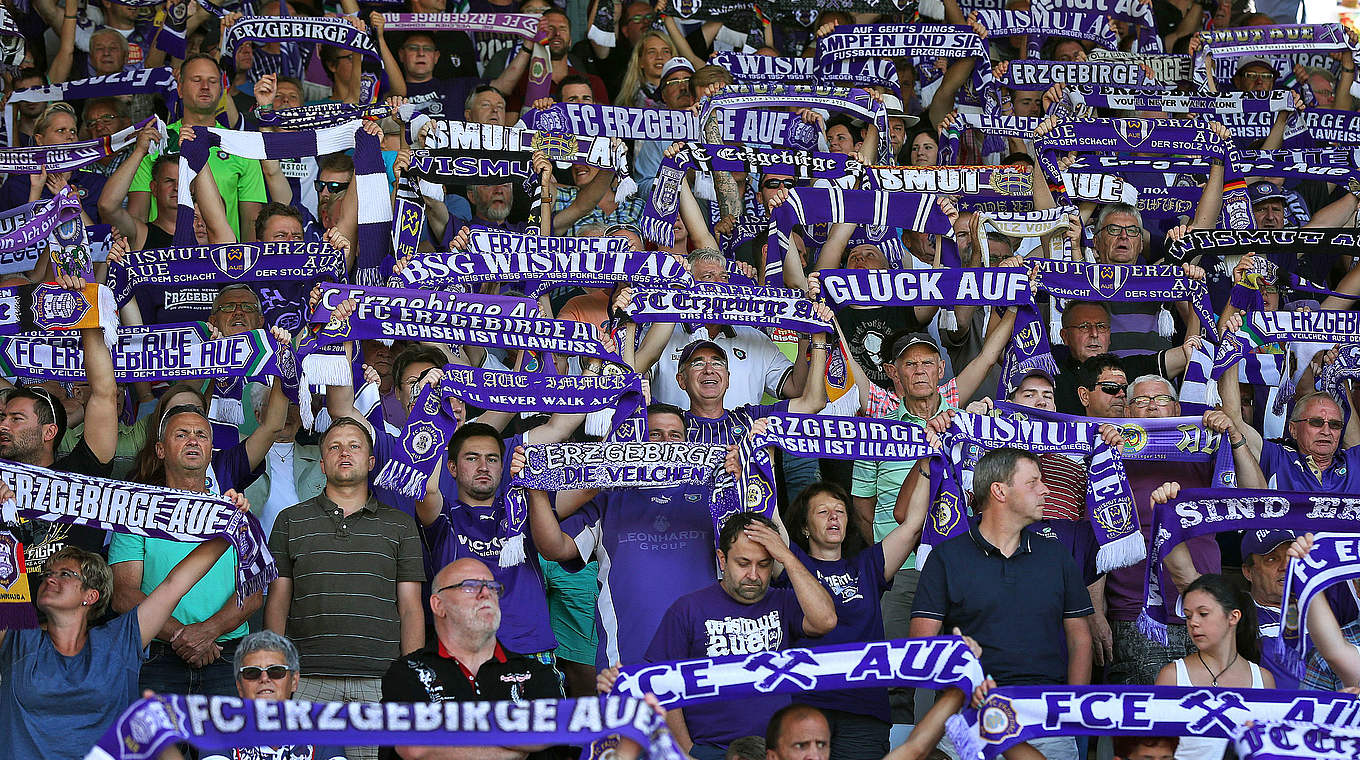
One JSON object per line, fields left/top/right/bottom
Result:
{"left": 974, "top": 10, "right": 1120, "bottom": 58}
{"left": 640, "top": 143, "right": 867, "bottom": 246}
{"left": 175, "top": 122, "right": 391, "bottom": 285}
{"left": 0, "top": 187, "right": 82, "bottom": 260}
{"left": 766, "top": 188, "right": 954, "bottom": 286}
{"left": 614, "top": 637, "right": 984, "bottom": 707}
{"left": 1234, "top": 721, "right": 1360, "bottom": 760}
{"left": 1068, "top": 89, "right": 1294, "bottom": 114}
{"left": 85, "top": 694, "right": 682, "bottom": 760}
{"left": 0, "top": 117, "right": 162, "bottom": 174}
{"left": 0, "top": 4, "right": 23, "bottom": 75}
{"left": 1196, "top": 24, "right": 1357, "bottom": 90}
{"left": 526, "top": 102, "right": 822, "bottom": 155}
{"left": 5, "top": 69, "right": 176, "bottom": 147}
{"left": 626, "top": 283, "right": 832, "bottom": 334}
{"left": 1273, "top": 533, "right": 1360, "bottom": 679}
{"left": 223, "top": 15, "right": 381, "bottom": 63}
{"left": 948, "top": 685, "right": 1360, "bottom": 760}
{"left": 815, "top": 25, "right": 992, "bottom": 106}
{"left": 380, "top": 13, "right": 550, "bottom": 104}
{"left": 1212, "top": 310, "right": 1360, "bottom": 381}
{"left": 1140, "top": 489, "right": 1360, "bottom": 643}
{"left": 1238, "top": 149, "right": 1360, "bottom": 185}
{"left": 0, "top": 458, "right": 276, "bottom": 610}
{"left": 505, "top": 441, "right": 734, "bottom": 566}
{"left": 107, "top": 241, "right": 345, "bottom": 306}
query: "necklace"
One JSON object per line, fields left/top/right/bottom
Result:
{"left": 1197, "top": 650, "right": 1238, "bottom": 687}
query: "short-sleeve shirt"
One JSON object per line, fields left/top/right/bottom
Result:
{"left": 268, "top": 492, "right": 426, "bottom": 678}
{"left": 776, "top": 543, "right": 891, "bottom": 721}
{"left": 645, "top": 584, "right": 807, "bottom": 748}
{"left": 129, "top": 120, "right": 267, "bottom": 240}
{"left": 405, "top": 77, "right": 482, "bottom": 121}
{"left": 107, "top": 535, "right": 246, "bottom": 643}
{"left": 560, "top": 483, "right": 718, "bottom": 668}
{"left": 652, "top": 326, "right": 794, "bottom": 411}
{"left": 1053, "top": 350, "right": 1162, "bottom": 416}
{"left": 911, "top": 522, "right": 1094, "bottom": 686}
{"left": 0, "top": 608, "right": 146, "bottom": 760}
{"left": 852, "top": 393, "right": 952, "bottom": 544}
{"left": 1260, "top": 441, "right": 1360, "bottom": 493}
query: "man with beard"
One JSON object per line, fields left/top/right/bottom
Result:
{"left": 496, "top": 7, "right": 609, "bottom": 111}
{"left": 440, "top": 182, "right": 526, "bottom": 249}
{"left": 268, "top": 417, "right": 425, "bottom": 760}
{"left": 381, "top": 557, "right": 562, "bottom": 760}
{"left": 0, "top": 277, "right": 118, "bottom": 584}
{"left": 645, "top": 513, "right": 836, "bottom": 760}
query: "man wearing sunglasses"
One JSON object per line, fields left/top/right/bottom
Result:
{"left": 1053, "top": 302, "right": 1193, "bottom": 415}
{"left": 201, "top": 631, "right": 347, "bottom": 760}
{"left": 382, "top": 557, "right": 562, "bottom": 760}
{"left": 1218, "top": 376, "right": 1360, "bottom": 494}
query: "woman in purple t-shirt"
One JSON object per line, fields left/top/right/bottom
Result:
{"left": 779, "top": 481, "right": 919, "bottom": 760}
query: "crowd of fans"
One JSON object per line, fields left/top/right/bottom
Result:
{"left": 0, "top": 0, "right": 1359, "bottom": 758}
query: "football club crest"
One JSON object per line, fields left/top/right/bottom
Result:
{"left": 790, "top": 118, "right": 818, "bottom": 148}
{"left": 1113, "top": 119, "right": 1151, "bottom": 148}
{"left": 31, "top": 284, "right": 90, "bottom": 329}
{"left": 535, "top": 108, "right": 567, "bottom": 134}
{"left": 118, "top": 695, "right": 186, "bottom": 760}
{"left": 405, "top": 420, "right": 441, "bottom": 464}
{"left": 531, "top": 130, "right": 576, "bottom": 161}
{"left": 979, "top": 694, "right": 1023, "bottom": 741}
{"left": 744, "top": 471, "right": 772, "bottom": 510}
{"left": 213, "top": 244, "right": 256, "bottom": 280}
{"left": 0, "top": 532, "right": 19, "bottom": 588}
{"left": 993, "top": 168, "right": 1032, "bottom": 197}
{"left": 1092, "top": 496, "right": 1135, "bottom": 537}
{"left": 931, "top": 491, "right": 961, "bottom": 536}
{"left": 654, "top": 164, "right": 684, "bottom": 217}
{"left": 1119, "top": 424, "right": 1148, "bottom": 454}
{"left": 1091, "top": 264, "right": 1130, "bottom": 299}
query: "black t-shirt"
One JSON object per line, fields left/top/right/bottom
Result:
{"left": 9, "top": 437, "right": 114, "bottom": 575}
{"left": 380, "top": 641, "right": 563, "bottom": 760}
{"left": 1053, "top": 350, "right": 1163, "bottom": 416}
{"left": 838, "top": 305, "right": 923, "bottom": 392}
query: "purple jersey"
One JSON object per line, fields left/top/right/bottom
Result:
{"left": 560, "top": 483, "right": 718, "bottom": 668}
{"left": 645, "top": 584, "right": 806, "bottom": 749}
{"left": 775, "top": 543, "right": 890, "bottom": 721}
{"left": 1261, "top": 442, "right": 1360, "bottom": 493}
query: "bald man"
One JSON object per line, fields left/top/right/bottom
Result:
{"left": 381, "top": 558, "right": 563, "bottom": 760}
{"left": 765, "top": 705, "right": 830, "bottom": 760}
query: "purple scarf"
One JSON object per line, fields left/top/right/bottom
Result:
{"left": 1035, "top": 260, "right": 1217, "bottom": 336}
{"left": 1140, "top": 489, "right": 1360, "bottom": 644}
{"left": 815, "top": 25, "right": 992, "bottom": 106}
{"left": 709, "top": 53, "right": 901, "bottom": 95}
{"left": 85, "top": 694, "right": 682, "bottom": 760}
{"left": 107, "top": 241, "right": 345, "bottom": 306}
{"left": 6, "top": 69, "right": 175, "bottom": 147}
{"left": 527, "top": 103, "right": 821, "bottom": 154}
{"left": 1273, "top": 533, "right": 1360, "bottom": 679}
{"left": 223, "top": 16, "right": 381, "bottom": 63}
{"left": 1234, "top": 720, "right": 1360, "bottom": 760}
{"left": 0, "top": 187, "right": 81, "bottom": 260}
{"left": 1212, "top": 310, "right": 1360, "bottom": 381}
{"left": 626, "top": 283, "right": 832, "bottom": 334}
{"left": 697, "top": 85, "right": 893, "bottom": 165}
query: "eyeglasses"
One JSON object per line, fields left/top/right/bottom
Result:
{"left": 1299, "top": 416, "right": 1344, "bottom": 431}
{"left": 437, "top": 579, "right": 506, "bottom": 597}
{"left": 87, "top": 113, "right": 122, "bottom": 125}
{"left": 1242, "top": 71, "right": 1275, "bottom": 83}
{"left": 1093, "top": 381, "right": 1126, "bottom": 396}
{"left": 1129, "top": 394, "right": 1176, "bottom": 409}
{"left": 315, "top": 180, "right": 351, "bottom": 193}
{"left": 1099, "top": 224, "right": 1141, "bottom": 238}
{"left": 402, "top": 44, "right": 438, "bottom": 54}
{"left": 762, "top": 179, "right": 796, "bottom": 189}
{"left": 662, "top": 77, "right": 691, "bottom": 89}
{"left": 626, "top": 12, "right": 657, "bottom": 23}
{"left": 238, "top": 665, "right": 293, "bottom": 681}
{"left": 212, "top": 302, "right": 261, "bottom": 314}
{"left": 39, "top": 569, "right": 84, "bottom": 583}
{"left": 688, "top": 358, "right": 728, "bottom": 371}
{"left": 1067, "top": 321, "right": 1110, "bottom": 334}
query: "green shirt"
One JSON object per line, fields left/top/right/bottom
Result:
{"left": 130, "top": 120, "right": 267, "bottom": 240}
{"left": 852, "top": 394, "right": 953, "bottom": 560}
{"left": 107, "top": 533, "right": 247, "bottom": 642}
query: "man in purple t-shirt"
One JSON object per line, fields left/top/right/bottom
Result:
{"left": 643, "top": 513, "right": 836, "bottom": 760}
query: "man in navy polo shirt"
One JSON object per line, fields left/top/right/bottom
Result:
{"left": 909, "top": 447, "right": 1093, "bottom": 760}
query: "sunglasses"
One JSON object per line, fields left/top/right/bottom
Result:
{"left": 238, "top": 665, "right": 293, "bottom": 681}
{"left": 315, "top": 180, "right": 351, "bottom": 193}
{"left": 762, "top": 179, "right": 796, "bottom": 189}
{"left": 1093, "top": 381, "right": 1126, "bottom": 396}
{"left": 437, "top": 579, "right": 506, "bottom": 597}
{"left": 1300, "top": 416, "right": 1344, "bottom": 431}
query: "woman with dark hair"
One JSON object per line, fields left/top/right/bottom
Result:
{"left": 1156, "top": 573, "right": 1273, "bottom": 759}
{"left": 777, "top": 481, "right": 918, "bottom": 760}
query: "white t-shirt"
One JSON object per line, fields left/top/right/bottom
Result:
{"left": 650, "top": 325, "right": 793, "bottom": 410}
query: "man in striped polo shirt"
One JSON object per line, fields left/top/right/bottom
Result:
{"left": 265, "top": 417, "right": 426, "bottom": 760}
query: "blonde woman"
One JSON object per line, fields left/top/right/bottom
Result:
{"left": 617, "top": 29, "right": 676, "bottom": 107}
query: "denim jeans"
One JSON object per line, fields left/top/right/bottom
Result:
{"left": 139, "top": 638, "right": 240, "bottom": 697}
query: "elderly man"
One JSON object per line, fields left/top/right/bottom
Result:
{"left": 1053, "top": 303, "right": 1194, "bottom": 415}
{"left": 1088, "top": 373, "right": 1225, "bottom": 686}
{"left": 201, "top": 631, "right": 347, "bottom": 760}
{"left": 382, "top": 558, "right": 562, "bottom": 760}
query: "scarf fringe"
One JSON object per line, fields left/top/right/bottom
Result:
{"left": 1095, "top": 530, "right": 1147, "bottom": 573}
{"left": 210, "top": 397, "right": 244, "bottom": 427}
{"left": 614, "top": 175, "right": 638, "bottom": 204}
{"left": 301, "top": 353, "right": 354, "bottom": 389}
{"left": 945, "top": 714, "right": 982, "bottom": 760}
{"left": 373, "top": 459, "right": 428, "bottom": 500}
{"left": 1157, "top": 306, "right": 1174, "bottom": 339}
{"left": 1266, "top": 634, "right": 1307, "bottom": 680}
{"left": 498, "top": 533, "right": 527, "bottom": 567}
{"left": 97, "top": 284, "right": 118, "bottom": 351}
{"left": 1137, "top": 608, "right": 1169, "bottom": 646}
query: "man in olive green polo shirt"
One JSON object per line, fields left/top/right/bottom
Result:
{"left": 128, "top": 54, "right": 266, "bottom": 241}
